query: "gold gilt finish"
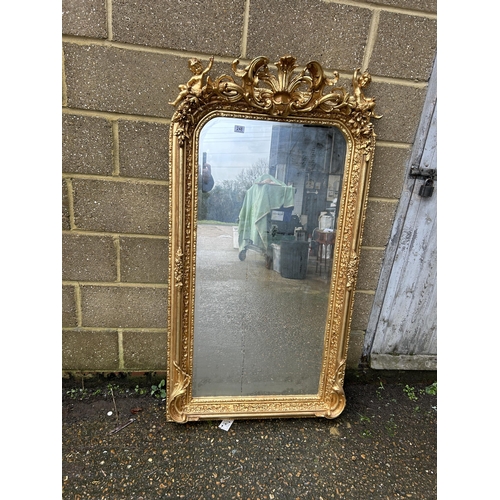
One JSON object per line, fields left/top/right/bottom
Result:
{"left": 167, "top": 55, "right": 380, "bottom": 423}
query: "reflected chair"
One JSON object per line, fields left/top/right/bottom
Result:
{"left": 312, "top": 228, "right": 335, "bottom": 276}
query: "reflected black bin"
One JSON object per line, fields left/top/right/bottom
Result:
{"left": 280, "top": 240, "right": 309, "bottom": 279}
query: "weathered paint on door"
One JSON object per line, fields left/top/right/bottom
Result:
{"left": 363, "top": 59, "right": 437, "bottom": 370}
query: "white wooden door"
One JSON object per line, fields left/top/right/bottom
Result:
{"left": 363, "top": 59, "right": 437, "bottom": 370}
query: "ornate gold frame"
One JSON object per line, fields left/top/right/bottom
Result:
{"left": 167, "top": 55, "right": 379, "bottom": 423}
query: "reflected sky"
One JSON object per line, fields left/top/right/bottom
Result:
{"left": 200, "top": 117, "right": 274, "bottom": 181}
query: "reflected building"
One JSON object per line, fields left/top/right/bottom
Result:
{"left": 268, "top": 123, "right": 346, "bottom": 236}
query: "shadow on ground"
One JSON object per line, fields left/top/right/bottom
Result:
{"left": 62, "top": 370, "right": 437, "bottom": 499}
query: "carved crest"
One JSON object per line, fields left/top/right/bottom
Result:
{"left": 170, "top": 55, "right": 380, "bottom": 146}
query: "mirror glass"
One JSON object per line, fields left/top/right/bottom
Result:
{"left": 192, "top": 116, "right": 346, "bottom": 397}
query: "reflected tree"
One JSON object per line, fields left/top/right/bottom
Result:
{"left": 199, "top": 160, "right": 268, "bottom": 223}
{"left": 235, "top": 159, "right": 268, "bottom": 192}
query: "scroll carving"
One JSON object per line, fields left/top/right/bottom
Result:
{"left": 322, "top": 361, "right": 347, "bottom": 419}
{"left": 168, "top": 362, "right": 192, "bottom": 423}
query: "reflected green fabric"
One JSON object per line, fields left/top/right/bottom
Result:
{"left": 237, "top": 175, "right": 295, "bottom": 253}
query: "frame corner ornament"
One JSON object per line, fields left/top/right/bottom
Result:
{"left": 167, "top": 362, "right": 192, "bottom": 423}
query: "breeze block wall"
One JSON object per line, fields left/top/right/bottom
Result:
{"left": 62, "top": 0, "right": 437, "bottom": 376}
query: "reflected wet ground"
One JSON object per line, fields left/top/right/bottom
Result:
{"left": 193, "top": 224, "right": 333, "bottom": 397}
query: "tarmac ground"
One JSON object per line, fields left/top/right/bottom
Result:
{"left": 62, "top": 370, "right": 437, "bottom": 499}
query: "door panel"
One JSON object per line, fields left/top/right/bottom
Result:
{"left": 364, "top": 59, "right": 437, "bottom": 370}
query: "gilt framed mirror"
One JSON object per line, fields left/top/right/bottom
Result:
{"left": 167, "top": 55, "right": 379, "bottom": 422}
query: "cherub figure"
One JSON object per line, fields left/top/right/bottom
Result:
{"left": 170, "top": 56, "right": 214, "bottom": 106}
{"left": 351, "top": 69, "right": 377, "bottom": 113}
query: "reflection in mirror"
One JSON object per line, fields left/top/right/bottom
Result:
{"left": 193, "top": 116, "right": 346, "bottom": 397}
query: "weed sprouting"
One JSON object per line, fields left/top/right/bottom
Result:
{"left": 376, "top": 381, "right": 385, "bottom": 400}
{"left": 385, "top": 416, "right": 397, "bottom": 437}
{"left": 151, "top": 379, "right": 166, "bottom": 399}
{"left": 358, "top": 413, "right": 371, "bottom": 424}
{"left": 424, "top": 382, "right": 437, "bottom": 396}
{"left": 135, "top": 385, "right": 148, "bottom": 395}
{"left": 403, "top": 385, "right": 418, "bottom": 402}
{"left": 66, "top": 388, "right": 88, "bottom": 400}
